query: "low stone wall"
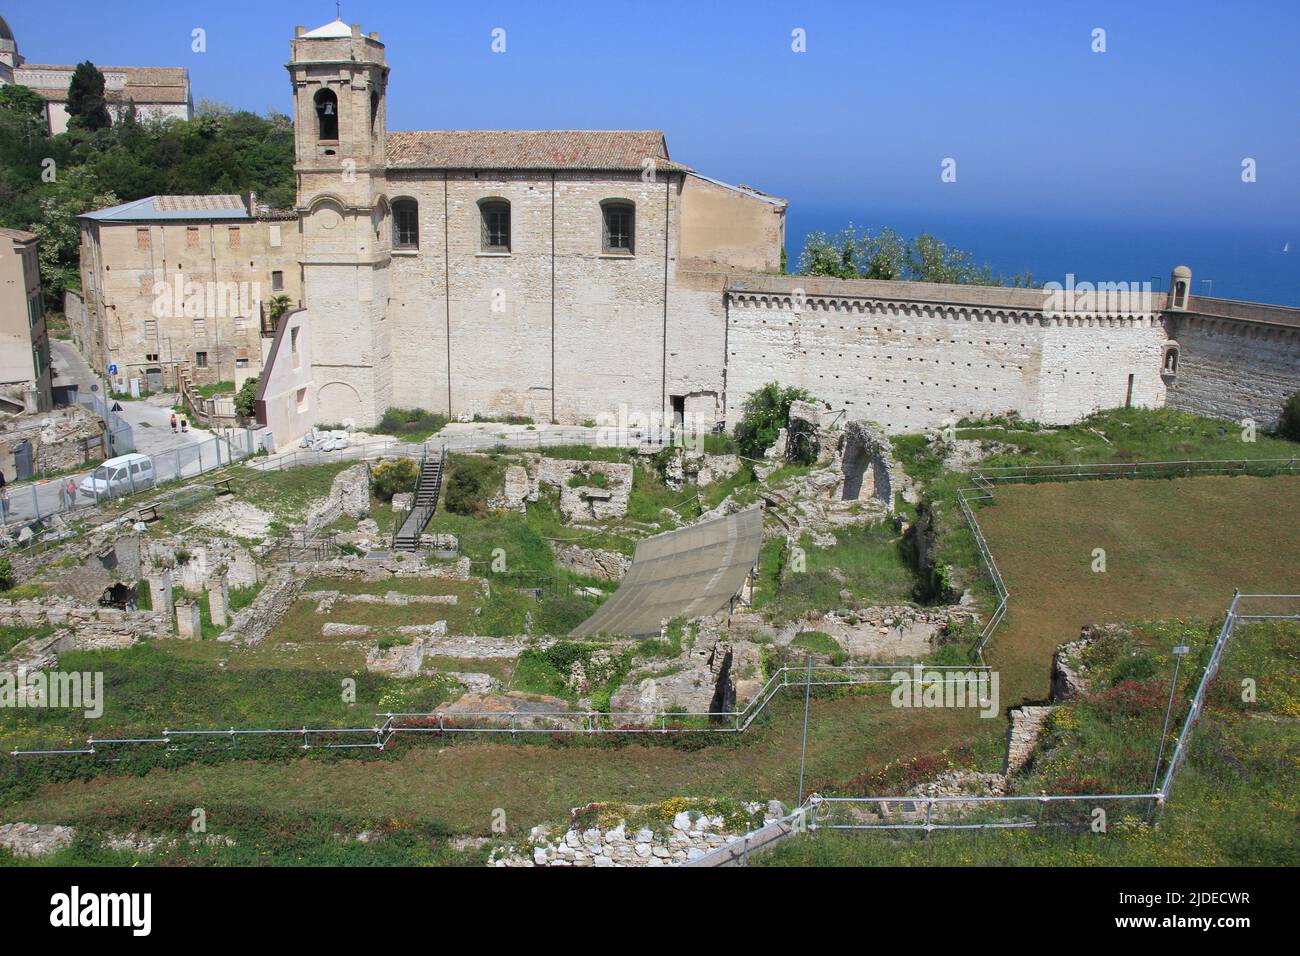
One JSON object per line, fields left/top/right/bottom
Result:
{"left": 143, "top": 535, "right": 260, "bottom": 591}
{"left": 529, "top": 455, "right": 633, "bottom": 522}
{"left": 1005, "top": 705, "right": 1056, "bottom": 775}
{"left": 303, "top": 555, "right": 473, "bottom": 581}
{"left": 551, "top": 543, "right": 630, "bottom": 581}
{"left": 219, "top": 574, "right": 304, "bottom": 645}
{"left": 0, "top": 823, "right": 76, "bottom": 859}
{"left": 302, "top": 462, "right": 371, "bottom": 533}
{"left": 493, "top": 799, "right": 785, "bottom": 867}
{"left": 0, "top": 598, "right": 169, "bottom": 646}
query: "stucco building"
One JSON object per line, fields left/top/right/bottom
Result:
{"left": 0, "top": 15, "right": 191, "bottom": 134}
{"left": 75, "top": 194, "right": 301, "bottom": 394}
{"left": 0, "top": 226, "right": 51, "bottom": 414}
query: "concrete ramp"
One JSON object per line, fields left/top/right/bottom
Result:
{"left": 570, "top": 507, "right": 763, "bottom": 638}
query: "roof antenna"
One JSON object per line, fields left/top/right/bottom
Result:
{"left": 335, "top": 1, "right": 341, "bottom": 19}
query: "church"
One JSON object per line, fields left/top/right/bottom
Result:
{"left": 276, "top": 17, "right": 785, "bottom": 435}
{"left": 256, "top": 17, "right": 1300, "bottom": 443}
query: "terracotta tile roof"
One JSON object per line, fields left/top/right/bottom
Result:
{"left": 386, "top": 130, "right": 690, "bottom": 173}
{"left": 153, "top": 195, "right": 245, "bottom": 213}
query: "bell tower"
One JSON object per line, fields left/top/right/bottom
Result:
{"left": 288, "top": 18, "right": 392, "bottom": 427}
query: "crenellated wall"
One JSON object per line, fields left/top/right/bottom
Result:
{"left": 1163, "top": 299, "right": 1300, "bottom": 430}
{"left": 721, "top": 277, "right": 1170, "bottom": 432}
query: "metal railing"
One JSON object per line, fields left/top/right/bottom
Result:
{"left": 2, "top": 428, "right": 257, "bottom": 532}
{"left": 393, "top": 444, "right": 446, "bottom": 550}
{"left": 7, "top": 664, "right": 989, "bottom": 757}
{"left": 685, "top": 593, "right": 1299, "bottom": 862}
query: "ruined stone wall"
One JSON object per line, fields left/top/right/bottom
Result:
{"left": 1163, "top": 309, "right": 1300, "bottom": 430}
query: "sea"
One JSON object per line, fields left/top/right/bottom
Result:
{"left": 786, "top": 208, "right": 1300, "bottom": 308}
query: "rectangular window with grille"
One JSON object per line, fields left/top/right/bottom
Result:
{"left": 195, "top": 351, "right": 208, "bottom": 368}
{"left": 228, "top": 226, "right": 241, "bottom": 248}
{"left": 480, "top": 201, "right": 510, "bottom": 252}
{"left": 602, "top": 203, "right": 635, "bottom": 254}
{"left": 393, "top": 201, "right": 419, "bottom": 250}
{"left": 136, "top": 227, "right": 150, "bottom": 250}
{"left": 187, "top": 227, "right": 200, "bottom": 249}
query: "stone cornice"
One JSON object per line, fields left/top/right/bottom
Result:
{"left": 726, "top": 290, "right": 1161, "bottom": 328}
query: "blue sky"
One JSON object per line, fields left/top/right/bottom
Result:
{"left": 8, "top": 0, "right": 1300, "bottom": 300}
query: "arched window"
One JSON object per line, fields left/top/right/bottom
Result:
{"left": 1174, "top": 280, "right": 1187, "bottom": 309}
{"left": 479, "top": 199, "right": 510, "bottom": 253}
{"left": 601, "top": 200, "right": 635, "bottom": 255}
{"left": 370, "top": 90, "right": 379, "bottom": 135}
{"left": 315, "top": 88, "right": 339, "bottom": 141}
{"left": 1162, "top": 343, "right": 1180, "bottom": 376}
{"left": 392, "top": 198, "right": 419, "bottom": 250}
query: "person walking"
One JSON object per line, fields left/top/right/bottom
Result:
{"left": 170, "top": 413, "right": 178, "bottom": 433}
{"left": 64, "top": 476, "right": 77, "bottom": 511}
{"left": 180, "top": 416, "right": 189, "bottom": 434}
{"left": 0, "top": 486, "right": 10, "bottom": 526}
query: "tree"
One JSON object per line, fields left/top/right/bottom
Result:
{"left": 66, "top": 62, "right": 111, "bottom": 131}
{"left": 267, "top": 294, "right": 292, "bottom": 326}
{"left": 32, "top": 167, "right": 117, "bottom": 298}
{"left": 1280, "top": 392, "right": 1300, "bottom": 442}
{"left": 796, "top": 224, "right": 1034, "bottom": 288}
{"left": 234, "top": 376, "right": 260, "bottom": 419}
{"left": 733, "top": 382, "right": 812, "bottom": 459}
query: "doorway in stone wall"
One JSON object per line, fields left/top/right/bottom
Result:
{"left": 670, "top": 395, "right": 685, "bottom": 427}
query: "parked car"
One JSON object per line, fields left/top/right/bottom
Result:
{"left": 78, "top": 453, "right": 156, "bottom": 500}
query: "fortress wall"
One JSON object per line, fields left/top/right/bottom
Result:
{"left": 1164, "top": 308, "right": 1300, "bottom": 430}
{"left": 1036, "top": 316, "right": 1168, "bottom": 423}
{"left": 722, "top": 283, "right": 1169, "bottom": 432}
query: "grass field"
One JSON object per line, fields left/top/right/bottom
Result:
{"left": 758, "top": 619, "right": 1300, "bottom": 866}
{"left": 2, "top": 419, "right": 1296, "bottom": 865}
{"left": 976, "top": 474, "right": 1300, "bottom": 704}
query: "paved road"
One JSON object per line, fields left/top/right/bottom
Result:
{"left": 49, "top": 339, "right": 206, "bottom": 457}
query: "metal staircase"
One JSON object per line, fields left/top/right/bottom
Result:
{"left": 393, "top": 445, "right": 446, "bottom": 552}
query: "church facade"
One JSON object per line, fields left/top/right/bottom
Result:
{"left": 268, "top": 18, "right": 1300, "bottom": 443}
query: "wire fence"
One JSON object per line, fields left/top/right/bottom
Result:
{"left": 245, "top": 425, "right": 675, "bottom": 474}
{"left": 7, "top": 664, "right": 990, "bottom": 757}
{"left": 687, "top": 592, "right": 1300, "bottom": 863}
{"left": 1, "top": 428, "right": 257, "bottom": 531}
{"left": 955, "top": 455, "right": 1299, "bottom": 663}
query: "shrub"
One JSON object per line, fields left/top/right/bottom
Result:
{"left": 375, "top": 407, "right": 450, "bottom": 441}
{"left": 732, "top": 382, "right": 811, "bottom": 460}
{"left": 443, "top": 456, "right": 501, "bottom": 516}
{"left": 1279, "top": 392, "right": 1300, "bottom": 442}
{"left": 0, "top": 558, "right": 13, "bottom": 592}
{"left": 371, "top": 458, "right": 418, "bottom": 502}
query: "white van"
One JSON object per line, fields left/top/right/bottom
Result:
{"left": 79, "top": 453, "right": 156, "bottom": 499}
